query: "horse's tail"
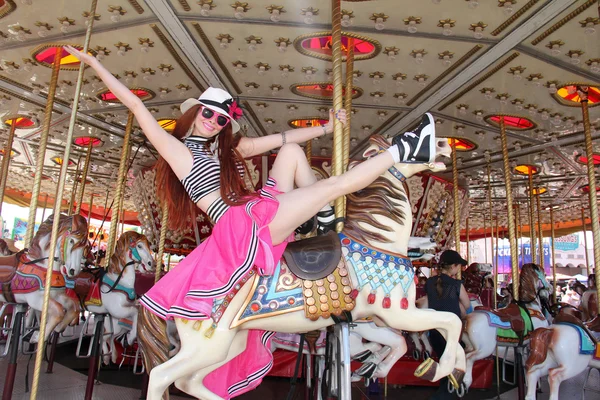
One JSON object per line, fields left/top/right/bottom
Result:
{"left": 525, "top": 327, "right": 553, "bottom": 371}
{"left": 138, "top": 306, "right": 169, "bottom": 372}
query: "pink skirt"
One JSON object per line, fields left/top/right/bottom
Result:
{"left": 140, "top": 178, "right": 290, "bottom": 398}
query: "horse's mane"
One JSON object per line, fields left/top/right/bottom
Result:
{"left": 29, "top": 214, "right": 89, "bottom": 259}
{"left": 0, "top": 239, "right": 11, "bottom": 255}
{"left": 108, "top": 231, "right": 149, "bottom": 274}
{"left": 519, "top": 263, "right": 541, "bottom": 303}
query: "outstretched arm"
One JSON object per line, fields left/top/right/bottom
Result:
{"left": 63, "top": 46, "right": 192, "bottom": 180}
{"left": 236, "top": 109, "right": 346, "bottom": 158}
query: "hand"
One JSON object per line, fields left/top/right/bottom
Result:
{"left": 323, "top": 108, "right": 347, "bottom": 134}
{"left": 63, "top": 45, "right": 97, "bottom": 66}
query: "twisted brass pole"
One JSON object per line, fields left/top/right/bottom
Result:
{"left": 536, "top": 193, "right": 544, "bottom": 267}
{"left": 499, "top": 117, "right": 519, "bottom": 300}
{"left": 451, "top": 139, "right": 461, "bottom": 268}
{"left": 466, "top": 217, "right": 470, "bottom": 262}
{"left": 495, "top": 216, "right": 499, "bottom": 283}
{"left": 550, "top": 206, "right": 557, "bottom": 304}
{"left": 0, "top": 121, "right": 16, "bottom": 216}
{"left": 40, "top": 193, "right": 49, "bottom": 223}
{"left": 517, "top": 203, "right": 524, "bottom": 262}
{"left": 487, "top": 164, "right": 494, "bottom": 265}
{"left": 483, "top": 212, "right": 488, "bottom": 264}
{"left": 76, "top": 140, "right": 94, "bottom": 214}
{"left": 68, "top": 155, "right": 83, "bottom": 215}
{"left": 24, "top": 48, "right": 61, "bottom": 248}
{"left": 528, "top": 172, "right": 537, "bottom": 265}
{"left": 582, "top": 206, "right": 590, "bottom": 276}
{"left": 331, "top": 0, "right": 344, "bottom": 233}
{"left": 87, "top": 192, "right": 95, "bottom": 226}
{"left": 104, "top": 112, "right": 134, "bottom": 267}
{"left": 30, "top": 2, "right": 98, "bottom": 397}
{"left": 156, "top": 200, "right": 168, "bottom": 283}
{"left": 578, "top": 86, "right": 600, "bottom": 309}
{"left": 343, "top": 37, "right": 354, "bottom": 174}
{"left": 305, "top": 139, "right": 312, "bottom": 165}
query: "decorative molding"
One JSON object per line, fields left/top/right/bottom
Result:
{"left": 407, "top": 45, "right": 483, "bottom": 106}
{"left": 531, "top": 0, "right": 598, "bottom": 45}
{"left": 127, "top": 0, "right": 145, "bottom": 14}
{"left": 0, "top": 0, "right": 16, "bottom": 20}
{"left": 191, "top": 22, "right": 242, "bottom": 95}
{"left": 437, "top": 52, "right": 520, "bottom": 111}
{"left": 177, "top": 0, "right": 191, "bottom": 12}
{"left": 293, "top": 31, "right": 381, "bottom": 62}
{"left": 150, "top": 24, "right": 205, "bottom": 91}
{"left": 491, "top": 0, "right": 540, "bottom": 36}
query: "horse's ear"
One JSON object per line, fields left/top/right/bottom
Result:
{"left": 362, "top": 146, "right": 378, "bottom": 160}
{"left": 72, "top": 214, "right": 87, "bottom": 231}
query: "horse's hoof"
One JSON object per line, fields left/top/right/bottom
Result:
{"left": 414, "top": 357, "right": 437, "bottom": 381}
{"left": 352, "top": 350, "right": 373, "bottom": 363}
{"left": 448, "top": 380, "right": 467, "bottom": 398}
{"left": 355, "top": 362, "right": 377, "bottom": 380}
{"left": 423, "top": 350, "right": 431, "bottom": 360}
{"left": 448, "top": 369, "right": 465, "bottom": 390}
{"left": 412, "top": 349, "right": 421, "bottom": 361}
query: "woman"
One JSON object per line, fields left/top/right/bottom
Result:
{"left": 65, "top": 45, "right": 438, "bottom": 394}
{"left": 426, "top": 250, "right": 470, "bottom": 400}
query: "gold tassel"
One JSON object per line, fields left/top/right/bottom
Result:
{"left": 204, "top": 323, "right": 217, "bottom": 338}
{"left": 193, "top": 320, "right": 202, "bottom": 331}
{"left": 181, "top": 318, "right": 189, "bottom": 324}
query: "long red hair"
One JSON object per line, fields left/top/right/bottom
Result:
{"left": 154, "top": 104, "right": 255, "bottom": 229}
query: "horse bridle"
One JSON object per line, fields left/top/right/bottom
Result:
{"left": 23, "top": 229, "right": 78, "bottom": 269}
{"left": 102, "top": 239, "right": 145, "bottom": 295}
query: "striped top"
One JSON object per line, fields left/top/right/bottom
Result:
{"left": 180, "top": 135, "right": 244, "bottom": 223}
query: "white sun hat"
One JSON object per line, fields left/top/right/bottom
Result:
{"left": 180, "top": 87, "right": 242, "bottom": 133}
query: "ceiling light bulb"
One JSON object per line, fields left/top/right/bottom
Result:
{"left": 387, "top": 51, "right": 396, "bottom": 61}
{"left": 37, "top": 29, "right": 48, "bottom": 38}
{"left": 442, "top": 24, "right": 452, "bottom": 36}
{"left": 278, "top": 42, "right": 287, "bottom": 53}
{"left": 550, "top": 44, "right": 561, "bottom": 56}
{"left": 375, "top": 17, "right": 385, "bottom": 31}
{"left": 570, "top": 54, "right": 581, "bottom": 65}
{"left": 200, "top": 4, "right": 211, "bottom": 17}
{"left": 512, "top": 71, "right": 522, "bottom": 80}
{"left": 271, "top": 88, "right": 280, "bottom": 96}
{"left": 141, "top": 43, "right": 150, "bottom": 53}
{"left": 304, "top": 12, "right": 313, "bottom": 25}
{"left": 503, "top": 3, "right": 514, "bottom": 15}
{"left": 484, "top": 91, "right": 493, "bottom": 100}
{"left": 160, "top": 90, "right": 169, "bottom": 99}
{"left": 418, "top": 78, "right": 426, "bottom": 87}
{"left": 397, "top": 97, "right": 406, "bottom": 105}
{"left": 372, "top": 95, "right": 381, "bottom": 104}
{"left": 407, "top": 20, "right": 418, "bottom": 34}
{"left": 270, "top": 9, "right": 280, "bottom": 22}
{"left": 473, "top": 26, "right": 483, "bottom": 39}
{"left": 60, "top": 21, "right": 70, "bottom": 34}
{"left": 248, "top": 40, "right": 257, "bottom": 51}
{"left": 161, "top": 68, "right": 170, "bottom": 77}
{"left": 257, "top": 66, "right": 266, "bottom": 76}
{"left": 111, "top": 10, "right": 121, "bottom": 23}
{"left": 442, "top": 56, "right": 452, "bottom": 67}
{"left": 234, "top": 64, "right": 243, "bottom": 74}
{"left": 372, "top": 77, "right": 380, "bottom": 85}
{"left": 341, "top": 15, "right": 352, "bottom": 28}
{"left": 547, "top": 83, "right": 557, "bottom": 94}
{"left": 589, "top": 61, "right": 599, "bottom": 73}
{"left": 143, "top": 71, "right": 152, "bottom": 82}
{"left": 468, "top": 0, "right": 479, "bottom": 9}
{"left": 96, "top": 50, "right": 105, "bottom": 61}
{"left": 281, "top": 68, "right": 289, "bottom": 78}
{"left": 414, "top": 53, "right": 423, "bottom": 64}
{"left": 220, "top": 38, "right": 230, "bottom": 49}
{"left": 234, "top": 7, "right": 245, "bottom": 20}
{"left": 584, "top": 22, "right": 596, "bottom": 35}
{"left": 541, "top": 111, "right": 549, "bottom": 120}
{"left": 117, "top": 46, "right": 126, "bottom": 56}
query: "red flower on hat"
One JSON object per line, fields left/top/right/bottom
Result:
{"left": 228, "top": 101, "right": 243, "bottom": 120}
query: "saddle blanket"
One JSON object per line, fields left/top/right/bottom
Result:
{"left": 12, "top": 263, "right": 65, "bottom": 294}
{"left": 556, "top": 322, "right": 596, "bottom": 355}
{"left": 474, "top": 307, "right": 533, "bottom": 343}
{"left": 473, "top": 310, "right": 511, "bottom": 329}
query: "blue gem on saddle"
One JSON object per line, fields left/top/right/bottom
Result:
{"left": 339, "top": 233, "right": 414, "bottom": 296}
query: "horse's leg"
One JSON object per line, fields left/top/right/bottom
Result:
{"left": 462, "top": 313, "right": 496, "bottom": 389}
{"left": 147, "top": 320, "right": 236, "bottom": 400}
{"left": 26, "top": 294, "right": 65, "bottom": 342}
{"left": 525, "top": 363, "right": 547, "bottom": 400}
{"left": 408, "top": 332, "right": 423, "bottom": 360}
{"left": 420, "top": 331, "right": 433, "bottom": 359}
{"left": 127, "top": 309, "right": 138, "bottom": 345}
{"left": 356, "top": 325, "right": 407, "bottom": 379}
{"left": 53, "top": 294, "right": 78, "bottom": 332}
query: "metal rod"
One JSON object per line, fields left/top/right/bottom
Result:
{"left": 87, "top": 192, "right": 95, "bottom": 226}
{"left": 536, "top": 193, "right": 544, "bottom": 268}
{"left": 550, "top": 207, "right": 557, "bottom": 304}
{"left": 23, "top": 47, "right": 61, "bottom": 248}
{"left": 331, "top": 0, "right": 344, "bottom": 233}
{"left": 29, "top": 2, "right": 98, "bottom": 397}
{"left": 487, "top": 164, "right": 494, "bottom": 265}
{"left": 156, "top": 200, "right": 168, "bottom": 283}
{"left": 466, "top": 217, "right": 470, "bottom": 262}
{"left": 68, "top": 155, "right": 83, "bottom": 215}
{"left": 0, "top": 121, "right": 17, "bottom": 216}
{"left": 499, "top": 116, "right": 519, "bottom": 301}
{"left": 578, "top": 86, "right": 600, "bottom": 310}
{"left": 582, "top": 206, "right": 590, "bottom": 276}
{"left": 104, "top": 112, "right": 134, "bottom": 267}
{"left": 517, "top": 203, "right": 524, "bottom": 262}
{"left": 305, "top": 139, "right": 312, "bottom": 165}
{"left": 343, "top": 37, "right": 354, "bottom": 174}
{"left": 76, "top": 140, "right": 94, "bottom": 214}
{"left": 451, "top": 139, "right": 461, "bottom": 272}
{"left": 483, "top": 210, "right": 488, "bottom": 264}
{"left": 528, "top": 172, "right": 537, "bottom": 265}
{"left": 495, "top": 216, "right": 499, "bottom": 284}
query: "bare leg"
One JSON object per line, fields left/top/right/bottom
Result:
{"left": 269, "top": 151, "right": 395, "bottom": 244}
{"left": 269, "top": 144, "right": 319, "bottom": 193}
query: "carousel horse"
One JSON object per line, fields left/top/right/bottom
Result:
{"left": 0, "top": 214, "right": 89, "bottom": 341}
{"left": 138, "top": 135, "right": 467, "bottom": 400}
{"left": 79, "top": 231, "right": 155, "bottom": 364}
{"left": 525, "top": 312, "right": 600, "bottom": 400}
{"left": 580, "top": 288, "right": 598, "bottom": 321}
{"left": 0, "top": 239, "right": 14, "bottom": 256}
{"left": 461, "top": 263, "right": 552, "bottom": 389}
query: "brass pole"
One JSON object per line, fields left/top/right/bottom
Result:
{"left": 305, "top": 139, "right": 312, "bottom": 165}
{"left": 582, "top": 206, "right": 590, "bottom": 276}
{"left": 343, "top": 37, "right": 354, "bottom": 173}
{"left": 103, "top": 112, "right": 134, "bottom": 267}
{"left": 68, "top": 155, "right": 83, "bottom": 215}
{"left": 24, "top": 48, "right": 61, "bottom": 248}
{"left": 536, "top": 193, "right": 544, "bottom": 268}
{"left": 87, "top": 192, "right": 95, "bottom": 226}
{"left": 495, "top": 216, "right": 499, "bottom": 283}
{"left": 156, "top": 200, "right": 168, "bottom": 283}
{"left": 499, "top": 117, "right": 519, "bottom": 300}
{"left": 466, "top": 217, "right": 470, "bottom": 262}
{"left": 550, "top": 207, "right": 557, "bottom": 304}
{"left": 331, "top": 0, "right": 345, "bottom": 232}
{"left": 451, "top": 139, "right": 461, "bottom": 267}
{"left": 76, "top": 140, "right": 94, "bottom": 214}
{"left": 483, "top": 212, "right": 488, "bottom": 264}
{"left": 577, "top": 86, "right": 600, "bottom": 309}
{"left": 29, "top": 1, "right": 98, "bottom": 397}
{"left": 528, "top": 172, "right": 537, "bottom": 265}
{"left": 166, "top": 253, "right": 172, "bottom": 272}
{"left": 487, "top": 164, "right": 494, "bottom": 266}
{"left": 40, "top": 193, "right": 49, "bottom": 222}
{"left": 517, "top": 203, "right": 524, "bottom": 263}
{"left": 0, "top": 121, "right": 17, "bottom": 216}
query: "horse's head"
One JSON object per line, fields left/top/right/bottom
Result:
{"left": 109, "top": 231, "right": 155, "bottom": 274}
{"left": 520, "top": 263, "right": 551, "bottom": 303}
{"left": 59, "top": 214, "right": 90, "bottom": 278}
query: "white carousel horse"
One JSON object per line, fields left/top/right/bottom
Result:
{"left": 138, "top": 135, "right": 466, "bottom": 400}
{"left": 461, "top": 263, "right": 552, "bottom": 389}
{"left": 84, "top": 231, "right": 155, "bottom": 364}
{"left": 525, "top": 314, "right": 600, "bottom": 400}
{"left": 0, "top": 214, "right": 89, "bottom": 341}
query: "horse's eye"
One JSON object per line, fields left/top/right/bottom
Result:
{"left": 70, "top": 238, "right": 75, "bottom": 245}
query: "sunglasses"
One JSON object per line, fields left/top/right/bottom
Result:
{"left": 201, "top": 107, "right": 230, "bottom": 127}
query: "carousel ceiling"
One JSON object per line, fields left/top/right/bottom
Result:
{"left": 0, "top": 0, "right": 598, "bottom": 230}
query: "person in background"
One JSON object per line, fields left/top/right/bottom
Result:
{"left": 425, "top": 250, "right": 470, "bottom": 400}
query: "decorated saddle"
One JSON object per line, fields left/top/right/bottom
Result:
{"left": 473, "top": 302, "right": 533, "bottom": 345}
